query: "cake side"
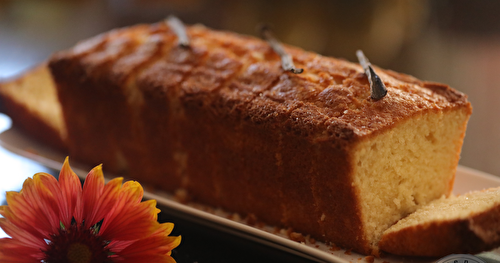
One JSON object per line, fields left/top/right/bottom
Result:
{"left": 174, "top": 94, "right": 367, "bottom": 251}
{"left": 49, "top": 24, "right": 163, "bottom": 173}
{"left": 132, "top": 24, "right": 368, "bottom": 251}
{"left": 379, "top": 187, "right": 500, "bottom": 257}
{"left": 48, "top": 23, "right": 472, "bottom": 255}
{"left": 0, "top": 64, "right": 67, "bottom": 151}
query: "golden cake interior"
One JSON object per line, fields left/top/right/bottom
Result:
{"left": 0, "top": 65, "right": 67, "bottom": 149}
{"left": 353, "top": 107, "right": 470, "bottom": 251}
{"left": 0, "top": 66, "right": 64, "bottom": 134}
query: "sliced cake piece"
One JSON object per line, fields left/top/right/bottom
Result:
{"left": 379, "top": 187, "right": 500, "bottom": 257}
{"left": 0, "top": 64, "right": 67, "bottom": 151}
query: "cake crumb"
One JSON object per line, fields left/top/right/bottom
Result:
{"left": 344, "top": 248, "right": 352, "bottom": 255}
{"left": 329, "top": 243, "right": 341, "bottom": 251}
{"left": 245, "top": 213, "right": 258, "bottom": 226}
{"left": 226, "top": 212, "right": 242, "bottom": 221}
{"left": 320, "top": 213, "right": 326, "bottom": 221}
{"left": 289, "top": 231, "right": 306, "bottom": 243}
{"left": 233, "top": 213, "right": 242, "bottom": 222}
{"left": 364, "top": 256, "right": 374, "bottom": 263}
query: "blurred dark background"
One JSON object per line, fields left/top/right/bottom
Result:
{"left": 1, "top": 0, "right": 500, "bottom": 177}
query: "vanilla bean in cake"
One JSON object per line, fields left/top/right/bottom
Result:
{"left": 356, "top": 49, "right": 387, "bottom": 100}
{"left": 166, "top": 15, "right": 190, "bottom": 48}
{"left": 259, "top": 24, "right": 304, "bottom": 74}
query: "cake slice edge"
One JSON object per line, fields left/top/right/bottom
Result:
{"left": 0, "top": 64, "right": 67, "bottom": 151}
{"left": 379, "top": 187, "right": 500, "bottom": 257}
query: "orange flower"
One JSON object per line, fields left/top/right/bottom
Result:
{"left": 0, "top": 158, "right": 181, "bottom": 263}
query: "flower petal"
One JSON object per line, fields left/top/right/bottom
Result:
{"left": 110, "top": 253, "right": 177, "bottom": 263}
{"left": 0, "top": 218, "right": 46, "bottom": 250}
{"left": 109, "top": 221, "right": 181, "bottom": 262}
{"left": 79, "top": 164, "right": 105, "bottom": 227}
{"left": 57, "top": 157, "right": 82, "bottom": 227}
{"left": 118, "top": 235, "right": 181, "bottom": 256}
{"left": 0, "top": 205, "right": 46, "bottom": 243}
{"left": 106, "top": 222, "right": 177, "bottom": 254}
{"left": 158, "top": 222, "right": 175, "bottom": 236}
{"left": 86, "top": 176, "right": 123, "bottom": 229}
{"left": 4, "top": 188, "right": 53, "bottom": 238}
{"left": 32, "top": 173, "right": 63, "bottom": 232}
{"left": 0, "top": 238, "right": 44, "bottom": 262}
{"left": 99, "top": 181, "right": 150, "bottom": 239}
{"left": 101, "top": 200, "right": 159, "bottom": 241}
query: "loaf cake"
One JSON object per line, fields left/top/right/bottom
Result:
{"left": 380, "top": 187, "right": 500, "bottom": 257}
{"left": 0, "top": 22, "right": 472, "bottom": 255}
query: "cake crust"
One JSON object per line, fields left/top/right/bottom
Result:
{"left": 50, "top": 23, "right": 471, "bottom": 142}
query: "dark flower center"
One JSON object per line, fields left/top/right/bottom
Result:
{"left": 42, "top": 221, "right": 112, "bottom": 263}
{"left": 67, "top": 243, "right": 91, "bottom": 263}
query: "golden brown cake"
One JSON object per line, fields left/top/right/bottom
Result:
{"left": 0, "top": 22, "right": 472, "bottom": 255}
{"left": 379, "top": 187, "right": 500, "bottom": 257}
{"left": 0, "top": 64, "right": 67, "bottom": 151}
